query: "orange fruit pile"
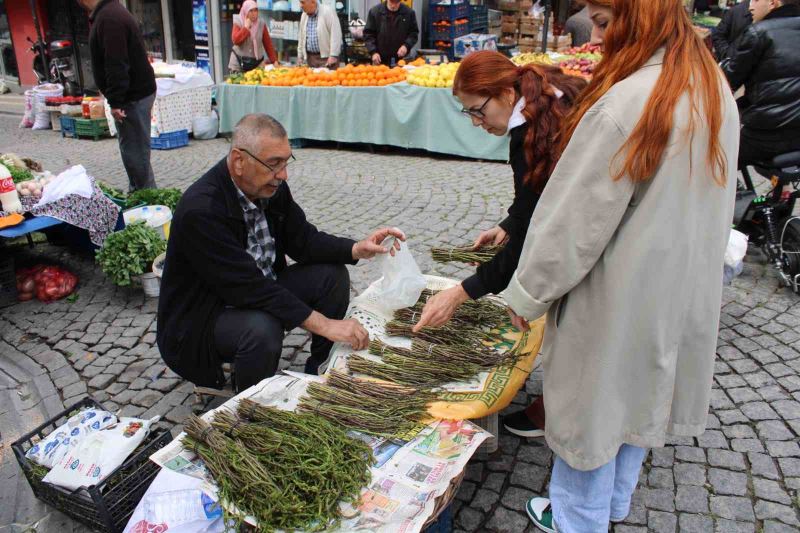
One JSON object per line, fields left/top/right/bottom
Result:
{"left": 254, "top": 64, "right": 408, "bottom": 87}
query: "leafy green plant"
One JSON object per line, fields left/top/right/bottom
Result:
{"left": 97, "top": 181, "right": 127, "bottom": 200}
{"left": 8, "top": 165, "right": 34, "bottom": 184}
{"left": 96, "top": 222, "right": 166, "bottom": 286}
{"left": 126, "top": 188, "right": 182, "bottom": 211}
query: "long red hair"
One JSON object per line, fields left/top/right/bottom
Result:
{"left": 453, "top": 51, "right": 587, "bottom": 193}
{"left": 563, "top": 0, "right": 727, "bottom": 185}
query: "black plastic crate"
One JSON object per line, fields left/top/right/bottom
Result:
{"left": 0, "top": 254, "right": 16, "bottom": 308}
{"left": 12, "top": 397, "right": 173, "bottom": 533}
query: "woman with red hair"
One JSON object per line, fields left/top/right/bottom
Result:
{"left": 501, "top": 1, "right": 739, "bottom": 531}
{"left": 412, "top": 52, "right": 586, "bottom": 437}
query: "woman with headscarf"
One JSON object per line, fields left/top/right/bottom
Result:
{"left": 229, "top": 0, "right": 279, "bottom": 73}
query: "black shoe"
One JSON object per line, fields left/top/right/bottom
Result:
{"left": 503, "top": 409, "right": 545, "bottom": 438}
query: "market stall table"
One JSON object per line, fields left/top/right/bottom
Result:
{"left": 216, "top": 82, "right": 511, "bottom": 161}
{"left": 0, "top": 216, "right": 65, "bottom": 245}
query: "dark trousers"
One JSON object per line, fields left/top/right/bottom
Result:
{"left": 116, "top": 92, "right": 157, "bottom": 192}
{"left": 213, "top": 263, "right": 350, "bottom": 391}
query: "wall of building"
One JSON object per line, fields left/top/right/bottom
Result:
{"left": 7, "top": 0, "right": 48, "bottom": 86}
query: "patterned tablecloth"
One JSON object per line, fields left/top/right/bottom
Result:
{"left": 0, "top": 180, "right": 120, "bottom": 246}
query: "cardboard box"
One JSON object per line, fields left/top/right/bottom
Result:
{"left": 498, "top": 0, "right": 518, "bottom": 11}
{"left": 501, "top": 22, "right": 519, "bottom": 34}
{"left": 455, "top": 33, "right": 499, "bottom": 57}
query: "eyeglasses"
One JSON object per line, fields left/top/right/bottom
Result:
{"left": 460, "top": 96, "right": 492, "bottom": 120}
{"left": 237, "top": 148, "right": 296, "bottom": 174}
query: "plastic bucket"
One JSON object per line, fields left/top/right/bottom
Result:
{"left": 140, "top": 272, "right": 160, "bottom": 298}
{"left": 123, "top": 205, "right": 172, "bottom": 240}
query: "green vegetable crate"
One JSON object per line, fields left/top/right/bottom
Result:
{"left": 63, "top": 117, "right": 111, "bottom": 141}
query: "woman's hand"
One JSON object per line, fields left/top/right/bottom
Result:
{"left": 474, "top": 226, "right": 508, "bottom": 249}
{"left": 412, "top": 284, "right": 470, "bottom": 332}
{"left": 244, "top": 16, "right": 253, "bottom": 29}
{"left": 508, "top": 308, "right": 530, "bottom": 332}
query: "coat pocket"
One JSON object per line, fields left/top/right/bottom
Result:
{"left": 555, "top": 293, "right": 568, "bottom": 328}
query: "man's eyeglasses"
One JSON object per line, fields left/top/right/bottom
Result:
{"left": 237, "top": 148, "right": 296, "bottom": 174}
{"left": 460, "top": 96, "right": 492, "bottom": 120}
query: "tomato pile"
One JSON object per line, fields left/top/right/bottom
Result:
{"left": 16, "top": 265, "right": 79, "bottom": 303}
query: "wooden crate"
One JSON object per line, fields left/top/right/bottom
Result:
{"left": 501, "top": 21, "right": 519, "bottom": 33}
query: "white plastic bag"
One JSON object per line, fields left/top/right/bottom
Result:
{"left": 25, "top": 408, "right": 117, "bottom": 468}
{"left": 368, "top": 237, "right": 426, "bottom": 313}
{"left": 35, "top": 164, "right": 94, "bottom": 208}
{"left": 723, "top": 229, "right": 748, "bottom": 285}
{"left": 192, "top": 111, "right": 219, "bottom": 140}
{"left": 724, "top": 229, "right": 748, "bottom": 267}
{"left": 43, "top": 416, "right": 159, "bottom": 491}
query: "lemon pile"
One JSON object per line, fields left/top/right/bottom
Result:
{"left": 406, "top": 62, "right": 460, "bottom": 88}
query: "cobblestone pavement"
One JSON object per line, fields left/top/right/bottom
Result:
{"left": 1, "top": 114, "right": 799, "bottom": 532}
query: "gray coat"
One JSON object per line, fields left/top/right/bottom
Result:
{"left": 503, "top": 49, "right": 740, "bottom": 471}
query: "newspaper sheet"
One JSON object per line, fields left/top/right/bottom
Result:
{"left": 149, "top": 374, "right": 490, "bottom": 533}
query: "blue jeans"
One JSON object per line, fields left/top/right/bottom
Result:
{"left": 550, "top": 444, "right": 647, "bottom": 533}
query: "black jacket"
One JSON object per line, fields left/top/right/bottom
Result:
{"left": 156, "top": 158, "right": 357, "bottom": 387}
{"left": 721, "top": 4, "right": 800, "bottom": 132}
{"left": 462, "top": 124, "right": 540, "bottom": 299}
{"left": 711, "top": 1, "right": 752, "bottom": 61}
{"left": 89, "top": 0, "right": 156, "bottom": 108}
{"left": 364, "top": 3, "right": 419, "bottom": 65}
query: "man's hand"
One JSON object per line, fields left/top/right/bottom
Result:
{"left": 412, "top": 284, "right": 469, "bottom": 332}
{"left": 508, "top": 308, "right": 530, "bottom": 332}
{"left": 372, "top": 53, "right": 382, "bottom": 65}
{"left": 326, "top": 56, "right": 338, "bottom": 67}
{"left": 397, "top": 45, "right": 408, "bottom": 58}
{"left": 303, "top": 311, "right": 370, "bottom": 350}
{"left": 473, "top": 226, "right": 508, "bottom": 249}
{"left": 111, "top": 108, "right": 127, "bottom": 122}
{"left": 352, "top": 227, "right": 406, "bottom": 260}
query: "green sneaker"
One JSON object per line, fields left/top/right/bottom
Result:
{"left": 526, "top": 497, "right": 558, "bottom": 533}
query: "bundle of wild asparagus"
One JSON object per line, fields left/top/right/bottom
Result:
{"left": 410, "top": 288, "right": 509, "bottom": 329}
{"left": 182, "top": 400, "right": 372, "bottom": 532}
{"left": 298, "top": 369, "right": 433, "bottom": 438}
{"left": 430, "top": 244, "right": 505, "bottom": 264}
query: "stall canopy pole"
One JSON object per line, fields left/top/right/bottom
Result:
{"left": 29, "top": 0, "right": 49, "bottom": 79}
{"left": 540, "top": 0, "right": 551, "bottom": 54}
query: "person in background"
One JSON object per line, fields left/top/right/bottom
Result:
{"left": 503, "top": 0, "right": 739, "bottom": 531}
{"left": 721, "top": 0, "right": 800, "bottom": 167}
{"left": 364, "top": 0, "right": 419, "bottom": 66}
{"left": 78, "top": 0, "right": 157, "bottom": 192}
{"left": 158, "top": 114, "right": 405, "bottom": 392}
{"left": 711, "top": 0, "right": 752, "bottom": 60}
{"left": 412, "top": 51, "right": 587, "bottom": 438}
{"left": 229, "top": 0, "right": 279, "bottom": 73}
{"left": 564, "top": 0, "right": 593, "bottom": 47}
{"left": 298, "top": 0, "right": 343, "bottom": 68}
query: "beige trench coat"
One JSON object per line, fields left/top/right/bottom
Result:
{"left": 502, "top": 49, "right": 740, "bottom": 471}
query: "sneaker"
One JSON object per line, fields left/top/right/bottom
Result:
{"left": 503, "top": 409, "right": 545, "bottom": 438}
{"left": 527, "top": 497, "right": 557, "bottom": 533}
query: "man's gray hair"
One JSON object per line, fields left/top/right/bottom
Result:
{"left": 231, "top": 114, "right": 287, "bottom": 153}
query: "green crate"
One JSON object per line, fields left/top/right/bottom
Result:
{"left": 74, "top": 118, "right": 110, "bottom": 141}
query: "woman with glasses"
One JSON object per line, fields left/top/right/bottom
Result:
{"left": 503, "top": 1, "right": 739, "bottom": 531}
{"left": 413, "top": 51, "right": 586, "bottom": 437}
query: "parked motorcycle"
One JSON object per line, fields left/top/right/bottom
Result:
{"left": 734, "top": 152, "right": 800, "bottom": 295}
{"left": 28, "top": 36, "right": 81, "bottom": 96}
